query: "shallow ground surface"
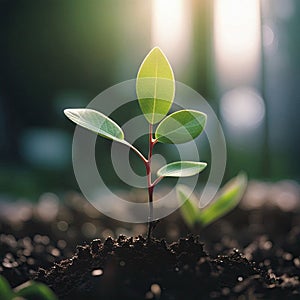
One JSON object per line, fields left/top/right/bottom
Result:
{"left": 1, "top": 181, "right": 300, "bottom": 299}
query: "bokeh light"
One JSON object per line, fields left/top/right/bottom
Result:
{"left": 151, "top": 0, "right": 191, "bottom": 73}
{"left": 214, "top": 0, "right": 261, "bottom": 87}
{"left": 220, "top": 87, "right": 265, "bottom": 130}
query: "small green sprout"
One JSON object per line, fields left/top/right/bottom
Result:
{"left": 0, "top": 276, "right": 57, "bottom": 300}
{"left": 177, "top": 172, "right": 248, "bottom": 228}
{"left": 64, "top": 47, "right": 208, "bottom": 239}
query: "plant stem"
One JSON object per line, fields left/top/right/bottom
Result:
{"left": 125, "top": 125, "right": 159, "bottom": 240}
{"left": 152, "top": 175, "right": 163, "bottom": 187}
{"left": 125, "top": 141, "right": 148, "bottom": 165}
{"left": 147, "top": 124, "right": 155, "bottom": 240}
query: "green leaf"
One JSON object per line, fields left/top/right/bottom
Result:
{"left": 64, "top": 108, "right": 148, "bottom": 163}
{"left": 177, "top": 185, "right": 200, "bottom": 228}
{"left": 136, "top": 47, "right": 175, "bottom": 124}
{"left": 198, "top": 172, "right": 248, "bottom": 227}
{"left": 15, "top": 281, "right": 58, "bottom": 300}
{"left": 0, "top": 276, "right": 14, "bottom": 300}
{"left": 157, "top": 161, "right": 207, "bottom": 178}
{"left": 64, "top": 108, "right": 125, "bottom": 142}
{"left": 155, "top": 110, "right": 207, "bottom": 144}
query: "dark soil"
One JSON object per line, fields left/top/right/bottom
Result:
{"left": 36, "top": 235, "right": 276, "bottom": 300}
{"left": 1, "top": 184, "right": 300, "bottom": 299}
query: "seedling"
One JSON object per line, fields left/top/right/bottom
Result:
{"left": 64, "top": 47, "right": 207, "bottom": 239}
{"left": 177, "top": 172, "right": 248, "bottom": 228}
{"left": 0, "top": 276, "right": 57, "bottom": 300}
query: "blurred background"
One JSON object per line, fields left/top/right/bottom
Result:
{"left": 0, "top": 0, "right": 299, "bottom": 201}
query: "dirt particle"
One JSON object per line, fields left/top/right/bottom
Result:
{"left": 51, "top": 248, "right": 60, "bottom": 257}
{"left": 283, "top": 252, "right": 293, "bottom": 261}
{"left": 91, "top": 239, "right": 102, "bottom": 255}
{"left": 294, "top": 258, "right": 300, "bottom": 267}
{"left": 262, "top": 241, "right": 272, "bottom": 250}
{"left": 151, "top": 283, "right": 161, "bottom": 297}
{"left": 76, "top": 245, "right": 90, "bottom": 259}
{"left": 2, "top": 261, "right": 12, "bottom": 268}
{"left": 91, "top": 269, "right": 103, "bottom": 276}
{"left": 104, "top": 237, "right": 114, "bottom": 248}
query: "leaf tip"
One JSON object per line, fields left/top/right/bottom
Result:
{"left": 63, "top": 108, "right": 70, "bottom": 115}
{"left": 236, "top": 171, "right": 248, "bottom": 192}
{"left": 237, "top": 170, "right": 248, "bottom": 181}
{"left": 150, "top": 46, "right": 165, "bottom": 55}
{"left": 201, "top": 162, "right": 208, "bottom": 171}
{"left": 63, "top": 108, "right": 76, "bottom": 119}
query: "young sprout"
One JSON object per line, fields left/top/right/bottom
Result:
{"left": 64, "top": 47, "right": 207, "bottom": 239}
{"left": 177, "top": 172, "right": 248, "bottom": 228}
{"left": 0, "top": 276, "right": 57, "bottom": 300}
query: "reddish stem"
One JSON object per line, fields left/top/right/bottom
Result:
{"left": 146, "top": 124, "right": 155, "bottom": 240}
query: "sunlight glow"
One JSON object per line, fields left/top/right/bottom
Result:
{"left": 214, "top": 0, "right": 261, "bottom": 88}
{"left": 151, "top": 0, "right": 191, "bottom": 73}
{"left": 220, "top": 87, "right": 265, "bottom": 130}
